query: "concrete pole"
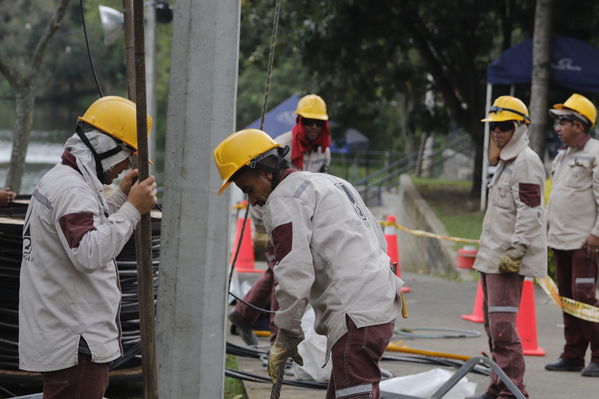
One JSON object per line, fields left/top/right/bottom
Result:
{"left": 156, "top": 1, "right": 240, "bottom": 398}
{"left": 144, "top": 2, "right": 157, "bottom": 173}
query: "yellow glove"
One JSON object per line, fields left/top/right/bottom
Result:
{"left": 267, "top": 343, "right": 304, "bottom": 384}
{"left": 498, "top": 245, "right": 526, "bottom": 274}
{"left": 400, "top": 292, "right": 409, "bottom": 319}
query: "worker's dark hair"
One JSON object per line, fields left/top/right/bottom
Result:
{"left": 231, "top": 146, "right": 289, "bottom": 189}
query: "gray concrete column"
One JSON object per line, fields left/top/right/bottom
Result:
{"left": 156, "top": 1, "right": 240, "bottom": 397}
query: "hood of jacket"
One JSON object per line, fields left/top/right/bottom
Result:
{"left": 64, "top": 130, "right": 130, "bottom": 189}
{"left": 500, "top": 123, "right": 529, "bottom": 161}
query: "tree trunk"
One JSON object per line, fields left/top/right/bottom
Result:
{"left": 5, "top": 88, "right": 36, "bottom": 193}
{"left": 528, "top": 0, "right": 553, "bottom": 160}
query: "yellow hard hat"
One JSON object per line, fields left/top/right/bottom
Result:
{"left": 213, "top": 129, "right": 280, "bottom": 195}
{"left": 296, "top": 94, "right": 328, "bottom": 120}
{"left": 551, "top": 93, "right": 596, "bottom": 128}
{"left": 482, "top": 96, "right": 530, "bottom": 125}
{"left": 78, "top": 96, "right": 152, "bottom": 152}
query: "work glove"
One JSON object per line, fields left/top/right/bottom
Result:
{"left": 400, "top": 292, "right": 409, "bottom": 319}
{"left": 498, "top": 244, "right": 526, "bottom": 274}
{"left": 267, "top": 330, "right": 304, "bottom": 384}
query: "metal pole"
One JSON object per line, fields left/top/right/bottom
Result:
{"left": 132, "top": 0, "right": 158, "bottom": 398}
{"left": 480, "top": 83, "right": 492, "bottom": 211}
{"left": 123, "top": 0, "right": 136, "bottom": 100}
{"left": 145, "top": 1, "right": 157, "bottom": 173}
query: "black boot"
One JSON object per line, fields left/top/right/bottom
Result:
{"left": 545, "top": 357, "right": 584, "bottom": 372}
{"left": 228, "top": 310, "right": 258, "bottom": 347}
{"left": 581, "top": 362, "right": 599, "bottom": 377}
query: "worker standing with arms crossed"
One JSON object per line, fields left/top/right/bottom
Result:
{"left": 468, "top": 96, "right": 547, "bottom": 399}
{"left": 545, "top": 93, "right": 599, "bottom": 377}
{"left": 214, "top": 129, "right": 406, "bottom": 399}
{"left": 228, "top": 94, "right": 331, "bottom": 346}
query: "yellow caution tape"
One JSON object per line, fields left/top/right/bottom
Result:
{"left": 380, "top": 220, "right": 480, "bottom": 245}
{"left": 535, "top": 276, "right": 599, "bottom": 323}
{"left": 232, "top": 201, "right": 248, "bottom": 210}
{"left": 379, "top": 220, "right": 599, "bottom": 323}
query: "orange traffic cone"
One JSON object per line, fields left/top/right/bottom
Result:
{"left": 516, "top": 278, "right": 545, "bottom": 356}
{"left": 384, "top": 215, "right": 411, "bottom": 293}
{"left": 461, "top": 279, "right": 484, "bottom": 323}
{"left": 230, "top": 202, "right": 259, "bottom": 273}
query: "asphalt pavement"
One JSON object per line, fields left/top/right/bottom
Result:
{"left": 230, "top": 270, "right": 598, "bottom": 399}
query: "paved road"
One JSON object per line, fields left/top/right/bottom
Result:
{"left": 231, "top": 271, "right": 598, "bottom": 399}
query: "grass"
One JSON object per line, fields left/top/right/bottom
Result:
{"left": 224, "top": 354, "right": 249, "bottom": 399}
{"left": 411, "top": 176, "right": 484, "bottom": 248}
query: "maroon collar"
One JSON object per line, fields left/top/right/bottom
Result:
{"left": 61, "top": 151, "right": 82, "bottom": 175}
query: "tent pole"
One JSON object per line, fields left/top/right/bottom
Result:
{"left": 480, "top": 83, "right": 492, "bottom": 211}
{"left": 510, "top": 84, "right": 515, "bottom": 96}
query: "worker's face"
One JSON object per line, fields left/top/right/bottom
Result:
{"left": 103, "top": 157, "right": 131, "bottom": 184}
{"left": 490, "top": 121, "right": 515, "bottom": 149}
{"left": 554, "top": 116, "right": 584, "bottom": 147}
{"left": 301, "top": 117, "right": 325, "bottom": 141}
{"left": 234, "top": 169, "right": 273, "bottom": 207}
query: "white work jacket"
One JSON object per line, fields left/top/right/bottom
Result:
{"left": 547, "top": 136, "right": 599, "bottom": 250}
{"left": 474, "top": 125, "right": 547, "bottom": 277}
{"left": 276, "top": 131, "right": 331, "bottom": 172}
{"left": 263, "top": 171, "right": 404, "bottom": 358}
{"left": 19, "top": 151, "right": 140, "bottom": 372}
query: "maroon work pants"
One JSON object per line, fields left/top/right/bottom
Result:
{"left": 554, "top": 248, "right": 599, "bottom": 364}
{"left": 325, "top": 316, "right": 394, "bottom": 399}
{"left": 234, "top": 250, "right": 279, "bottom": 343}
{"left": 42, "top": 353, "right": 109, "bottom": 399}
{"left": 481, "top": 272, "right": 528, "bottom": 399}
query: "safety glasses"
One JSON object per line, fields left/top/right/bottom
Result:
{"left": 489, "top": 121, "right": 515, "bottom": 132}
{"left": 301, "top": 118, "right": 325, "bottom": 128}
{"left": 488, "top": 105, "right": 531, "bottom": 123}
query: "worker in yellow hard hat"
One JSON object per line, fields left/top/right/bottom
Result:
{"left": 545, "top": 93, "right": 599, "bottom": 377}
{"left": 214, "top": 129, "right": 405, "bottom": 397}
{"left": 227, "top": 94, "right": 332, "bottom": 348}
{"left": 18, "top": 96, "right": 157, "bottom": 399}
{"left": 468, "top": 96, "right": 547, "bottom": 399}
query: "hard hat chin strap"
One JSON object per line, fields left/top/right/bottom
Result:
{"left": 249, "top": 146, "right": 290, "bottom": 190}
{"left": 76, "top": 122, "right": 128, "bottom": 184}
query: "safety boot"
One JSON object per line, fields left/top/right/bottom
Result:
{"left": 581, "top": 362, "right": 599, "bottom": 377}
{"left": 544, "top": 357, "right": 584, "bottom": 372}
{"left": 228, "top": 310, "right": 258, "bottom": 347}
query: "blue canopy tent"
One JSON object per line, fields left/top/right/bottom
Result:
{"left": 480, "top": 35, "right": 599, "bottom": 209}
{"left": 245, "top": 94, "right": 300, "bottom": 138}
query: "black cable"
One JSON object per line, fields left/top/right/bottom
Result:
{"left": 80, "top": 0, "right": 104, "bottom": 97}
{"left": 0, "top": 385, "right": 16, "bottom": 397}
{"left": 227, "top": 204, "right": 250, "bottom": 290}
{"left": 394, "top": 327, "right": 482, "bottom": 339}
{"left": 227, "top": 290, "right": 277, "bottom": 314}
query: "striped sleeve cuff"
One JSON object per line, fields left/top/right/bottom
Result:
{"left": 119, "top": 201, "right": 142, "bottom": 225}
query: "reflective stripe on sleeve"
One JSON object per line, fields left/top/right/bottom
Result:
{"left": 336, "top": 383, "right": 372, "bottom": 398}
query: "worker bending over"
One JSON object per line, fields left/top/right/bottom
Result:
{"left": 214, "top": 129, "right": 405, "bottom": 399}
{"left": 229, "top": 94, "right": 332, "bottom": 346}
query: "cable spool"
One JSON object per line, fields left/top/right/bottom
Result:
{"left": 0, "top": 198, "right": 161, "bottom": 386}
